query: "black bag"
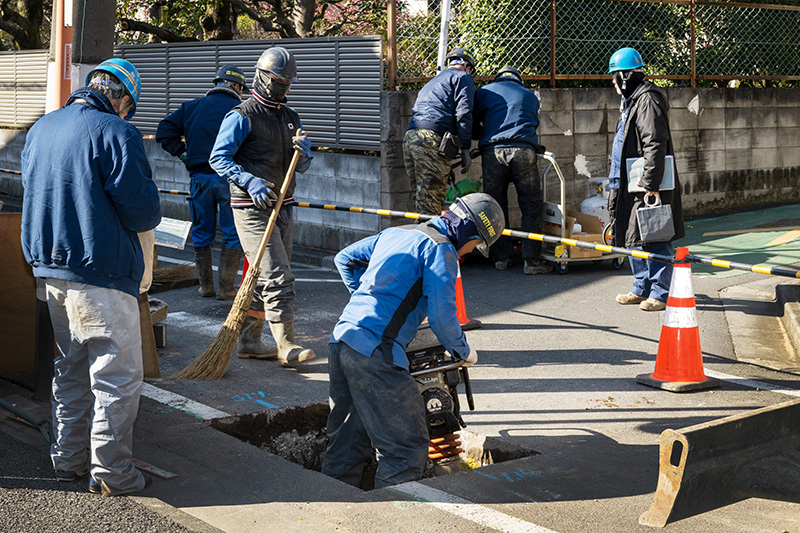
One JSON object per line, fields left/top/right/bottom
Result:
{"left": 437, "top": 131, "right": 462, "bottom": 159}
{"left": 636, "top": 193, "right": 675, "bottom": 243}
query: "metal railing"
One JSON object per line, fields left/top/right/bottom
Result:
{"left": 386, "top": 0, "right": 800, "bottom": 89}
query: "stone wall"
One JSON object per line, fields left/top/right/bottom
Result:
{"left": 382, "top": 87, "right": 800, "bottom": 224}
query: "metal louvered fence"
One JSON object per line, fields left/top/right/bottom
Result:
{"left": 0, "top": 36, "right": 383, "bottom": 150}
{"left": 116, "top": 36, "right": 383, "bottom": 150}
{"left": 387, "top": 0, "right": 800, "bottom": 88}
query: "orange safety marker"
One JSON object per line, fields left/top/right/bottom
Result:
{"left": 455, "top": 261, "right": 482, "bottom": 330}
{"left": 637, "top": 247, "right": 721, "bottom": 392}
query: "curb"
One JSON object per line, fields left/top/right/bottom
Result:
{"left": 777, "top": 283, "right": 800, "bottom": 368}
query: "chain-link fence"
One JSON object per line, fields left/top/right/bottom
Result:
{"left": 389, "top": 0, "right": 800, "bottom": 87}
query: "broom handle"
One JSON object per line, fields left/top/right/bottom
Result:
{"left": 250, "top": 137, "right": 303, "bottom": 268}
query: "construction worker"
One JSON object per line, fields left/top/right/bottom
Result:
{"left": 210, "top": 46, "right": 315, "bottom": 366}
{"left": 473, "top": 66, "right": 551, "bottom": 275}
{"left": 403, "top": 47, "right": 477, "bottom": 215}
{"left": 321, "top": 193, "right": 505, "bottom": 489}
{"left": 156, "top": 65, "right": 247, "bottom": 300}
{"left": 20, "top": 58, "right": 161, "bottom": 495}
{"left": 607, "top": 47, "right": 685, "bottom": 311}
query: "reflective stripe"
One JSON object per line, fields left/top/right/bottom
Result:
{"left": 667, "top": 296, "right": 695, "bottom": 308}
{"left": 663, "top": 307, "right": 698, "bottom": 328}
{"left": 668, "top": 267, "right": 694, "bottom": 298}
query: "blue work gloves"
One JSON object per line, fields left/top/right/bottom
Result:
{"left": 245, "top": 177, "right": 277, "bottom": 209}
{"left": 292, "top": 133, "right": 311, "bottom": 158}
{"left": 460, "top": 149, "right": 472, "bottom": 174}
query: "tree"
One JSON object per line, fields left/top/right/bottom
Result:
{"left": 116, "top": 0, "right": 387, "bottom": 43}
{"left": 0, "top": 0, "right": 49, "bottom": 50}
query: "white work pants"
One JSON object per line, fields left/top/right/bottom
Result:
{"left": 45, "top": 279, "right": 146, "bottom": 495}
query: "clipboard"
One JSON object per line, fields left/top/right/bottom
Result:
{"left": 627, "top": 155, "right": 675, "bottom": 193}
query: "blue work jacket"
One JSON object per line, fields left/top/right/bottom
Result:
{"left": 21, "top": 88, "right": 162, "bottom": 298}
{"left": 407, "top": 67, "right": 475, "bottom": 149}
{"left": 473, "top": 78, "right": 539, "bottom": 150}
{"left": 331, "top": 218, "right": 471, "bottom": 370}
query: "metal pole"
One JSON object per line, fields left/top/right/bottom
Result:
{"left": 690, "top": 0, "right": 696, "bottom": 88}
{"left": 550, "top": 0, "right": 557, "bottom": 89}
{"left": 436, "top": 0, "right": 452, "bottom": 72}
{"left": 387, "top": 0, "right": 398, "bottom": 91}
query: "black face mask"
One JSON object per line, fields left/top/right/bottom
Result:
{"left": 254, "top": 69, "right": 291, "bottom": 102}
{"left": 614, "top": 70, "right": 645, "bottom": 99}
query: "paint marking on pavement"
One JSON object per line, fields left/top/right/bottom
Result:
{"left": 765, "top": 230, "right": 800, "bottom": 247}
{"left": 162, "top": 311, "right": 225, "bottom": 337}
{"left": 141, "top": 383, "right": 229, "bottom": 420}
{"left": 704, "top": 369, "right": 800, "bottom": 398}
{"left": 391, "top": 481, "right": 559, "bottom": 533}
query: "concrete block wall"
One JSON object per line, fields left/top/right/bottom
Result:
{"left": 381, "top": 87, "right": 800, "bottom": 222}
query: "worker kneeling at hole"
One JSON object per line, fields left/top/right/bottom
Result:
{"left": 210, "top": 46, "right": 314, "bottom": 366}
{"left": 321, "top": 193, "right": 505, "bottom": 488}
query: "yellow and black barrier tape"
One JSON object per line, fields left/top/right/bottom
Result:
{"left": 0, "top": 168, "right": 21, "bottom": 175}
{"left": 158, "top": 188, "right": 191, "bottom": 196}
{"left": 293, "top": 200, "right": 800, "bottom": 280}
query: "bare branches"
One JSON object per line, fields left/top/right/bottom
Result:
{"left": 118, "top": 18, "right": 199, "bottom": 42}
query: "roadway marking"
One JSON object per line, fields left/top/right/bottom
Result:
{"left": 140, "top": 383, "right": 230, "bottom": 420}
{"left": 704, "top": 369, "right": 800, "bottom": 398}
{"left": 765, "top": 230, "right": 800, "bottom": 247}
{"left": 391, "top": 482, "right": 559, "bottom": 533}
{"left": 156, "top": 254, "right": 340, "bottom": 282}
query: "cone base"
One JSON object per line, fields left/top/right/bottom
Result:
{"left": 636, "top": 373, "right": 721, "bottom": 393}
{"left": 459, "top": 318, "right": 482, "bottom": 331}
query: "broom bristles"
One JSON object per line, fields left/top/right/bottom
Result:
{"left": 170, "top": 266, "right": 261, "bottom": 380}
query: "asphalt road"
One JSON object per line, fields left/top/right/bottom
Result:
{"left": 2, "top": 203, "right": 800, "bottom": 532}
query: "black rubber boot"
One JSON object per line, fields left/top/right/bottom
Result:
{"left": 194, "top": 245, "right": 215, "bottom": 297}
{"left": 216, "top": 246, "right": 243, "bottom": 300}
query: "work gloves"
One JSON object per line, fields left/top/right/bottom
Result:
{"left": 292, "top": 134, "right": 311, "bottom": 159}
{"left": 462, "top": 346, "right": 478, "bottom": 367}
{"left": 460, "top": 149, "right": 472, "bottom": 174}
{"left": 246, "top": 177, "right": 277, "bottom": 209}
{"left": 179, "top": 152, "right": 188, "bottom": 167}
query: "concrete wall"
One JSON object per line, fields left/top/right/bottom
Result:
{"left": 0, "top": 131, "right": 381, "bottom": 252}
{"left": 381, "top": 87, "right": 800, "bottom": 223}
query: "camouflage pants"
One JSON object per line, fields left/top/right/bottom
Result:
{"left": 403, "top": 129, "right": 451, "bottom": 215}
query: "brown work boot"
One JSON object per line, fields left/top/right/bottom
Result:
{"left": 216, "top": 246, "right": 243, "bottom": 300}
{"left": 237, "top": 316, "right": 278, "bottom": 359}
{"left": 616, "top": 292, "right": 647, "bottom": 305}
{"left": 269, "top": 321, "right": 316, "bottom": 366}
{"left": 194, "top": 245, "right": 215, "bottom": 297}
{"left": 640, "top": 298, "right": 667, "bottom": 311}
{"left": 523, "top": 259, "right": 553, "bottom": 275}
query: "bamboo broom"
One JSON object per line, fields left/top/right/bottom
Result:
{"left": 171, "top": 139, "right": 303, "bottom": 380}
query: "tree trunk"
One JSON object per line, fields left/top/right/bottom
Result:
{"left": 0, "top": 0, "right": 45, "bottom": 49}
{"left": 292, "top": 0, "right": 316, "bottom": 38}
{"left": 201, "top": 1, "right": 236, "bottom": 41}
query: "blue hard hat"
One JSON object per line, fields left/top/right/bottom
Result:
{"left": 608, "top": 47, "right": 644, "bottom": 73}
{"left": 214, "top": 64, "right": 247, "bottom": 89}
{"left": 86, "top": 58, "right": 142, "bottom": 119}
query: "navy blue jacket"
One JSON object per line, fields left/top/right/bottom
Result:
{"left": 156, "top": 87, "right": 242, "bottom": 174}
{"left": 473, "top": 78, "right": 539, "bottom": 150}
{"left": 407, "top": 67, "right": 475, "bottom": 148}
{"left": 21, "top": 88, "right": 162, "bottom": 298}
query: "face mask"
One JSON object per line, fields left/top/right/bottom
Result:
{"left": 256, "top": 69, "right": 291, "bottom": 101}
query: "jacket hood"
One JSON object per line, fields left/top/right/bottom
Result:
{"left": 65, "top": 87, "right": 119, "bottom": 115}
{"left": 631, "top": 80, "right": 667, "bottom": 109}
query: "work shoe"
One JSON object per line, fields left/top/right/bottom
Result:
{"left": 523, "top": 260, "right": 553, "bottom": 275}
{"left": 216, "top": 246, "right": 243, "bottom": 300}
{"left": 55, "top": 469, "right": 83, "bottom": 482}
{"left": 494, "top": 259, "right": 509, "bottom": 271}
{"left": 269, "top": 321, "right": 316, "bottom": 366}
{"left": 194, "top": 245, "right": 215, "bottom": 297}
{"left": 640, "top": 298, "right": 667, "bottom": 311}
{"left": 89, "top": 474, "right": 152, "bottom": 496}
{"left": 615, "top": 292, "right": 647, "bottom": 305}
{"left": 237, "top": 316, "right": 278, "bottom": 359}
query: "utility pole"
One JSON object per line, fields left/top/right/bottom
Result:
{"left": 70, "top": 0, "right": 117, "bottom": 91}
{"left": 436, "top": 0, "right": 452, "bottom": 72}
{"left": 44, "top": 0, "right": 72, "bottom": 112}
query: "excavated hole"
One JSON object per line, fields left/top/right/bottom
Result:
{"left": 211, "top": 402, "right": 539, "bottom": 483}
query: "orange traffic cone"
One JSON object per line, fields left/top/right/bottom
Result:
{"left": 636, "top": 247, "right": 720, "bottom": 392}
{"left": 455, "top": 261, "right": 482, "bottom": 330}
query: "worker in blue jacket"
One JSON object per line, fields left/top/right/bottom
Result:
{"left": 404, "top": 47, "right": 477, "bottom": 215}
{"left": 156, "top": 65, "right": 247, "bottom": 300}
{"left": 473, "top": 66, "right": 551, "bottom": 275}
{"left": 321, "top": 193, "right": 505, "bottom": 489}
{"left": 20, "top": 58, "right": 161, "bottom": 496}
{"left": 210, "top": 47, "right": 315, "bottom": 366}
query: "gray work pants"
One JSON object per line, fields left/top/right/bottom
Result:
{"left": 232, "top": 205, "right": 295, "bottom": 322}
{"left": 46, "top": 279, "right": 146, "bottom": 495}
{"left": 321, "top": 342, "right": 429, "bottom": 489}
{"left": 481, "top": 146, "right": 543, "bottom": 262}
